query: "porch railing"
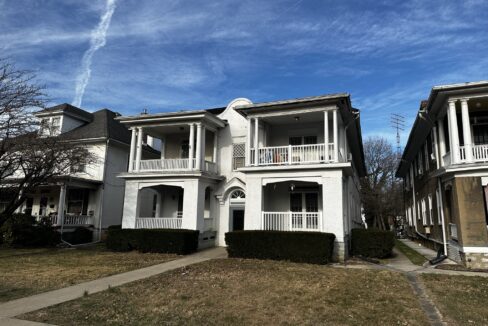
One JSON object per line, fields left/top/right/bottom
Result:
{"left": 133, "top": 158, "right": 218, "bottom": 174}
{"left": 459, "top": 144, "right": 488, "bottom": 162}
{"left": 40, "top": 215, "right": 93, "bottom": 226}
{"left": 262, "top": 212, "right": 322, "bottom": 231}
{"left": 449, "top": 223, "right": 458, "bottom": 240}
{"left": 135, "top": 217, "right": 182, "bottom": 229}
{"left": 249, "top": 143, "right": 335, "bottom": 166}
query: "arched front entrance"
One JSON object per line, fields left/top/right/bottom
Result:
{"left": 229, "top": 189, "right": 245, "bottom": 231}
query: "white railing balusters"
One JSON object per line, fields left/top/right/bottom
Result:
{"left": 261, "top": 212, "right": 322, "bottom": 231}
{"left": 250, "top": 143, "right": 333, "bottom": 166}
{"left": 132, "top": 158, "right": 218, "bottom": 174}
{"left": 135, "top": 217, "right": 182, "bottom": 229}
{"left": 456, "top": 145, "right": 488, "bottom": 163}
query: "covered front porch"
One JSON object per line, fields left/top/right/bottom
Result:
{"left": 261, "top": 181, "right": 323, "bottom": 232}
{"left": 15, "top": 181, "right": 101, "bottom": 228}
{"left": 122, "top": 179, "right": 217, "bottom": 233}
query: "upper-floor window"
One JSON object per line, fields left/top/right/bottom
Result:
{"left": 39, "top": 117, "right": 61, "bottom": 136}
{"left": 180, "top": 140, "right": 189, "bottom": 158}
{"left": 289, "top": 136, "right": 317, "bottom": 145}
{"left": 418, "top": 151, "right": 423, "bottom": 175}
{"left": 232, "top": 143, "right": 245, "bottom": 170}
{"left": 424, "top": 143, "right": 429, "bottom": 171}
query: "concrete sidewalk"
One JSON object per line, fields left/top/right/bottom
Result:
{"left": 398, "top": 239, "right": 439, "bottom": 260}
{"left": 0, "top": 247, "right": 227, "bottom": 319}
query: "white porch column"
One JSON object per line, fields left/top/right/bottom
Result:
{"left": 322, "top": 173, "right": 345, "bottom": 261}
{"left": 195, "top": 123, "right": 202, "bottom": 170}
{"left": 438, "top": 120, "right": 446, "bottom": 166}
{"left": 122, "top": 181, "right": 139, "bottom": 228}
{"left": 128, "top": 128, "right": 137, "bottom": 172}
{"left": 57, "top": 184, "right": 67, "bottom": 227}
{"left": 135, "top": 127, "right": 143, "bottom": 171}
{"left": 155, "top": 192, "right": 162, "bottom": 218}
{"left": 160, "top": 137, "right": 166, "bottom": 159}
{"left": 246, "top": 118, "right": 252, "bottom": 166}
{"left": 201, "top": 125, "right": 206, "bottom": 169}
{"left": 448, "top": 100, "right": 460, "bottom": 164}
{"left": 324, "top": 111, "right": 329, "bottom": 161}
{"left": 244, "top": 177, "right": 262, "bottom": 230}
{"left": 432, "top": 125, "right": 440, "bottom": 169}
{"left": 188, "top": 124, "right": 195, "bottom": 170}
{"left": 461, "top": 98, "right": 473, "bottom": 162}
{"left": 333, "top": 109, "right": 339, "bottom": 162}
{"left": 181, "top": 179, "right": 204, "bottom": 231}
{"left": 254, "top": 118, "right": 259, "bottom": 166}
{"left": 213, "top": 131, "right": 218, "bottom": 162}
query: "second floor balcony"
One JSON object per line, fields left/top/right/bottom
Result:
{"left": 119, "top": 110, "right": 226, "bottom": 175}
{"left": 242, "top": 108, "right": 349, "bottom": 168}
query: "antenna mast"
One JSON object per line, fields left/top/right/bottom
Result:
{"left": 390, "top": 113, "right": 405, "bottom": 157}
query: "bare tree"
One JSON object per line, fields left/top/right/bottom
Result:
{"left": 0, "top": 59, "right": 95, "bottom": 217}
{"left": 360, "top": 136, "right": 403, "bottom": 230}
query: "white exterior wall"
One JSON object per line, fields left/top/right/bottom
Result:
{"left": 100, "top": 142, "right": 130, "bottom": 228}
{"left": 120, "top": 97, "right": 363, "bottom": 261}
{"left": 61, "top": 115, "right": 85, "bottom": 133}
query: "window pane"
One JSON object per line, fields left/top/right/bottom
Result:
{"left": 290, "top": 193, "right": 302, "bottom": 212}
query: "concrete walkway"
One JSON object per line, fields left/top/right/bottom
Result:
{"left": 398, "top": 239, "right": 439, "bottom": 261}
{"left": 0, "top": 247, "right": 227, "bottom": 319}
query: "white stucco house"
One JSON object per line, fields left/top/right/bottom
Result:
{"left": 6, "top": 103, "right": 157, "bottom": 239}
{"left": 118, "top": 94, "right": 366, "bottom": 259}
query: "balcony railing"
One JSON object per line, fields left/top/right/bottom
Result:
{"left": 135, "top": 217, "right": 182, "bottom": 229}
{"left": 250, "top": 143, "right": 335, "bottom": 166}
{"left": 459, "top": 144, "right": 488, "bottom": 163}
{"left": 132, "top": 158, "right": 218, "bottom": 174}
{"left": 262, "top": 212, "right": 322, "bottom": 231}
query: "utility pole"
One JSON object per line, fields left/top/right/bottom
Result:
{"left": 390, "top": 113, "right": 405, "bottom": 158}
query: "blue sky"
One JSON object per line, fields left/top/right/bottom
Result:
{"left": 1, "top": 0, "right": 488, "bottom": 146}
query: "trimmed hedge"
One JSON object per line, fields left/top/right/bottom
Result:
{"left": 63, "top": 227, "right": 93, "bottom": 245}
{"left": 351, "top": 228, "right": 395, "bottom": 258}
{"left": 0, "top": 214, "right": 60, "bottom": 247}
{"left": 225, "top": 230, "right": 336, "bottom": 264}
{"left": 106, "top": 229, "right": 199, "bottom": 255}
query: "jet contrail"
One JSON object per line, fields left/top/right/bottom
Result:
{"left": 72, "top": 0, "right": 117, "bottom": 108}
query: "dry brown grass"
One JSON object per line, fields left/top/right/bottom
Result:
{"left": 421, "top": 274, "right": 488, "bottom": 325}
{"left": 22, "top": 258, "right": 429, "bottom": 326}
{"left": 0, "top": 245, "right": 177, "bottom": 302}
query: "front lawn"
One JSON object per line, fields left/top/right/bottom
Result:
{"left": 21, "top": 259, "right": 429, "bottom": 325}
{"left": 421, "top": 274, "right": 488, "bottom": 325}
{"left": 0, "top": 245, "right": 177, "bottom": 302}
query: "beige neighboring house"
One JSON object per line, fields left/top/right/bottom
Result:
{"left": 5, "top": 103, "right": 156, "bottom": 239}
{"left": 397, "top": 81, "right": 488, "bottom": 268}
{"left": 118, "top": 93, "right": 366, "bottom": 260}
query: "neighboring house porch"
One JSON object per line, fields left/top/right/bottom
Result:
{"left": 14, "top": 180, "right": 103, "bottom": 229}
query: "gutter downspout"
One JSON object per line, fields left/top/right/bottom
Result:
{"left": 437, "top": 178, "right": 448, "bottom": 255}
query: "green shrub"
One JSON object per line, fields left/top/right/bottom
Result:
{"left": 225, "top": 231, "right": 336, "bottom": 264}
{"left": 62, "top": 227, "right": 93, "bottom": 244}
{"left": 351, "top": 228, "right": 395, "bottom": 258}
{"left": 106, "top": 229, "right": 199, "bottom": 254}
{"left": 0, "top": 214, "right": 60, "bottom": 247}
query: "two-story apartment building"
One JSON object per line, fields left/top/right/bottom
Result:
{"left": 118, "top": 93, "right": 366, "bottom": 260}
{"left": 9, "top": 103, "right": 154, "bottom": 239}
{"left": 397, "top": 81, "right": 488, "bottom": 268}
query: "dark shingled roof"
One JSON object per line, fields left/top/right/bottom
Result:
{"left": 36, "top": 103, "right": 94, "bottom": 121}
{"left": 60, "top": 109, "right": 131, "bottom": 144}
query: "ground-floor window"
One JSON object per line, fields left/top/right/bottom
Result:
{"left": 67, "top": 189, "right": 89, "bottom": 215}
{"left": 289, "top": 192, "right": 318, "bottom": 212}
